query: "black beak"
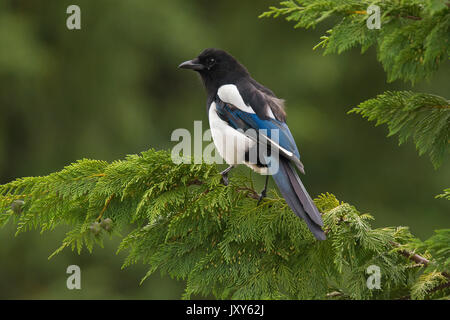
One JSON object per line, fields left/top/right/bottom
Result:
{"left": 178, "top": 58, "right": 205, "bottom": 71}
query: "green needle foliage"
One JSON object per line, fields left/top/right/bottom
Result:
{"left": 261, "top": 0, "right": 449, "bottom": 169}
{"left": 0, "top": 0, "right": 447, "bottom": 301}
{"left": 437, "top": 188, "right": 450, "bottom": 200}
{"left": 260, "top": 0, "right": 449, "bottom": 299}
{"left": 349, "top": 91, "right": 449, "bottom": 168}
{"left": 260, "top": 0, "right": 449, "bottom": 84}
{"left": 0, "top": 149, "right": 449, "bottom": 299}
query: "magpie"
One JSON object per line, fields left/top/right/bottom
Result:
{"left": 179, "top": 48, "right": 325, "bottom": 240}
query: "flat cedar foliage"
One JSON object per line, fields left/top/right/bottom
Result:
{"left": 261, "top": 0, "right": 450, "bottom": 167}
{"left": 0, "top": 0, "right": 449, "bottom": 299}
{"left": 0, "top": 150, "right": 448, "bottom": 299}
{"left": 260, "top": 0, "right": 449, "bottom": 83}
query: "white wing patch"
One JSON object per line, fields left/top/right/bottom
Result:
{"left": 218, "top": 84, "right": 277, "bottom": 120}
{"left": 266, "top": 107, "right": 275, "bottom": 119}
{"left": 217, "top": 84, "right": 255, "bottom": 114}
{"left": 208, "top": 102, "right": 268, "bottom": 174}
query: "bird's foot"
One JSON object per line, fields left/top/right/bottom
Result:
{"left": 220, "top": 165, "right": 233, "bottom": 186}
{"left": 220, "top": 172, "right": 229, "bottom": 186}
{"left": 256, "top": 189, "right": 267, "bottom": 206}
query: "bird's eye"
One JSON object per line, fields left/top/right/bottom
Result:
{"left": 208, "top": 58, "right": 216, "bottom": 65}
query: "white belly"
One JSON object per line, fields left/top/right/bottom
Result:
{"left": 208, "top": 102, "right": 269, "bottom": 174}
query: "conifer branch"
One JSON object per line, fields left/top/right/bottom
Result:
{"left": 187, "top": 177, "right": 264, "bottom": 201}
{"left": 261, "top": 0, "right": 450, "bottom": 84}
{"left": 392, "top": 242, "right": 431, "bottom": 266}
{"left": 349, "top": 91, "right": 449, "bottom": 168}
{"left": 0, "top": 149, "right": 448, "bottom": 299}
{"left": 96, "top": 194, "right": 114, "bottom": 221}
{"left": 390, "top": 240, "right": 450, "bottom": 280}
{"left": 351, "top": 10, "right": 423, "bottom": 21}
{"left": 428, "top": 279, "right": 450, "bottom": 293}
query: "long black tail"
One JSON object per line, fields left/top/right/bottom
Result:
{"left": 270, "top": 157, "right": 326, "bottom": 240}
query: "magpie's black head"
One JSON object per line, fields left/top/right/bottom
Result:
{"left": 179, "top": 48, "right": 249, "bottom": 90}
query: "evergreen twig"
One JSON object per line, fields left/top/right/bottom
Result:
{"left": 0, "top": 149, "right": 448, "bottom": 299}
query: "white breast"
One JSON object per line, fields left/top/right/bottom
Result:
{"left": 208, "top": 102, "right": 269, "bottom": 174}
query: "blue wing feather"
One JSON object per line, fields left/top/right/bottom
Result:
{"left": 213, "top": 96, "right": 325, "bottom": 240}
{"left": 215, "top": 99, "right": 301, "bottom": 159}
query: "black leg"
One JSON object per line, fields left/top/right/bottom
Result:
{"left": 257, "top": 175, "right": 269, "bottom": 206}
{"left": 220, "top": 165, "right": 234, "bottom": 186}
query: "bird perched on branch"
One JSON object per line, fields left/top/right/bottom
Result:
{"left": 179, "top": 48, "right": 325, "bottom": 240}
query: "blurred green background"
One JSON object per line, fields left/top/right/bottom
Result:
{"left": 0, "top": 0, "right": 448, "bottom": 299}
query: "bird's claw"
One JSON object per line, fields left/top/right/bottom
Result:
{"left": 256, "top": 189, "right": 267, "bottom": 206}
{"left": 220, "top": 166, "right": 233, "bottom": 186}
{"left": 221, "top": 173, "right": 229, "bottom": 186}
